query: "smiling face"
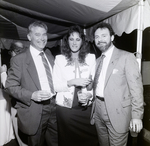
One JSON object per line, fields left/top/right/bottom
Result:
{"left": 94, "top": 28, "right": 114, "bottom": 53}
{"left": 68, "top": 32, "right": 82, "bottom": 53}
{"left": 27, "top": 26, "right": 48, "bottom": 51}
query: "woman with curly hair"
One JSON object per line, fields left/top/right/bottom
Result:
{"left": 53, "top": 25, "right": 99, "bottom": 146}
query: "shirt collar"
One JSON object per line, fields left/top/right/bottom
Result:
{"left": 102, "top": 45, "right": 114, "bottom": 58}
{"left": 30, "top": 45, "right": 44, "bottom": 57}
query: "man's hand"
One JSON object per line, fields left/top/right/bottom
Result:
{"left": 31, "top": 90, "right": 51, "bottom": 102}
{"left": 130, "top": 119, "right": 143, "bottom": 133}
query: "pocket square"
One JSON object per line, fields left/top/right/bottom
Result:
{"left": 112, "top": 69, "right": 118, "bottom": 74}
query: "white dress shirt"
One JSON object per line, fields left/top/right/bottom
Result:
{"left": 30, "top": 46, "right": 54, "bottom": 96}
{"left": 96, "top": 46, "right": 114, "bottom": 97}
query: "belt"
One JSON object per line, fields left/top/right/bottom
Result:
{"left": 96, "top": 96, "right": 105, "bottom": 101}
{"left": 41, "top": 95, "right": 56, "bottom": 105}
{"left": 41, "top": 99, "right": 50, "bottom": 105}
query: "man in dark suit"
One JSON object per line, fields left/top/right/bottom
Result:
{"left": 5, "top": 21, "right": 58, "bottom": 146}
{"left": 91, "top": 22, "right": 144, "bottom": 146}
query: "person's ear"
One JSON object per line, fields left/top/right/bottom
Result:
{"left": 27, "top": 34, "right": 31, "bottom": 41}
{"left": 111, "top": 35, "right": 114, "bottom": 42}
{"left": 11, "top": 51, "right": 16, "bottom": 57}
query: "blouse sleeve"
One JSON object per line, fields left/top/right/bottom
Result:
{"left": 53, "top": 56, "right": 70, "bottom": 92}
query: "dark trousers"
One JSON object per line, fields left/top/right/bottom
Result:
{"left": 28, "top": 97, "right": 58, "bottom": 146}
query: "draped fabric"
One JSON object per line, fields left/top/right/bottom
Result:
{"left": 0, "top": 89, "right": 15, "bottom": 145}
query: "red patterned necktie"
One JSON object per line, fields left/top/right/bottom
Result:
{"left": 93, "top": 54, "right": 105, "bottom": 90}
{"left": 40, "top": 52, "right": 55, "bottom": 94}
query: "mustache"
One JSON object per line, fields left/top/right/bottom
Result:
{"left": 97, "top": 41, "right": 106, "bottom": 45}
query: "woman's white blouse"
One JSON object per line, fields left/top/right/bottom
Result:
{"left": 53, "top": 54, "right": 96, "bottom": 93}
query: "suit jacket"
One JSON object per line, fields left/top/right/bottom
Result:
{"left": 5, "top": 47, "right": 54, "bottom": 135}
{"left": 91, "top": 47, "right": 144, "bottom": 133}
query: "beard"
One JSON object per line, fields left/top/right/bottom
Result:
{"left": 96, "top": 41, "right": 112, "bottom": 52}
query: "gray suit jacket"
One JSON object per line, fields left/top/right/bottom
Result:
{"left": 5, "top": 47, "right": 54, "bottom": 135}
{"left": 91, "top": 47, "right": 144, "bottom": 133}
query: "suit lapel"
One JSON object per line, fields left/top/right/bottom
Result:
{"left": 104, "top": 47, "right": 120, "bottom": 87}
{"left": 26, "top": 48, "right": 41, "bottom": 90}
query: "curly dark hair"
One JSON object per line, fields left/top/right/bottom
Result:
{"left": 93, "top": 22, "right": 115, "bottom": 36}
{"left": 61, "top": 25, "right": 90, "bottom": 64}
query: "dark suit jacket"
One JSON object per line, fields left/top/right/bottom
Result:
{"left": 5, "top": 47, "right": 54, "bottom": 135}
{"left": 91, "top": 47, "right": 144, "bottom": 133}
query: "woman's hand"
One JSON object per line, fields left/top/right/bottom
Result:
{"left": 78, "top": 91, "right": 92, "bottom": 104}
{"left": 67, "top": 78, "right": 92, "bottom": 87}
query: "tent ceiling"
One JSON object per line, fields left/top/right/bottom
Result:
{"left": 0, "top": 0, "right": 140, "bottom": 41}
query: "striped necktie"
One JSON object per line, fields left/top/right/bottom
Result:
{"left": 93, "top": 54, "right": 105, "bottom": 90}
{"left": 40, "top": 52, "right": 55, "bottom": 94}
